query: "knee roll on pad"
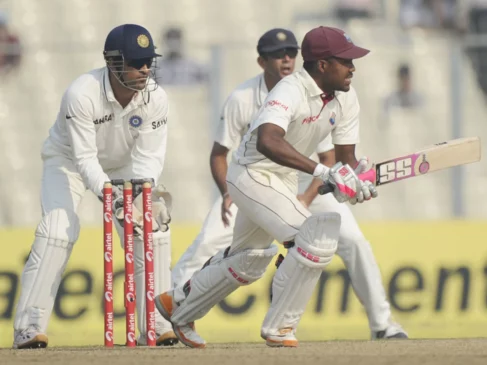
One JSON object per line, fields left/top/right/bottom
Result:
{"left": 261, "top": 213, "right": 340, "bottom": 336}
{"left": 36, "top": 209, "right": 80, "bottom": 242}
{"left": 171, "top": 244, "right": 278, "bottom": 325}
{"left": 290, "top": 212, "right": 341, "bottom": 268}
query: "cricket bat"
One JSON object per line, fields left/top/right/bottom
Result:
{"left": 318, "top": 136, "right": 481, "bottom": 195}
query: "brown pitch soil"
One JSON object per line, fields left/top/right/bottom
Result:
{"left": 2, "top": 339, "right": 487, "bottom": 365}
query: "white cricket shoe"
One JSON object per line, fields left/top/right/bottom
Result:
{"left": 371, "top": 321, "right": 408, "bottom": 340}
{"left": 137, "top": 329, "right": 178, "bottom": 346}
{"left": 13, "top": 326, "right": 48, "bottom": 349}
{"left": 265, "top": 328, "right": 298, "bottom": 347}
{"left": 172, "top": 324, "right": 206, "bottom": 349}
{"left": 155, "top": 291, "right": 205, "bottom": 349}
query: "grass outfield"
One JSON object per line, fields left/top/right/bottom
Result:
{"left": 2, "top": 339, "right": 487, "bottom": 365}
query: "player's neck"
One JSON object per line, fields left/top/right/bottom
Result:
{"left": 109, "top": 73, "right": 137, "bottom": 108}
{"left": 309, "top": 71, "right": 333, "bottom": 95}
{"left": 263, "top": 72, "right": 280, "bottom": 92}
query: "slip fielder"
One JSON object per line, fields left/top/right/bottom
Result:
{"left": 159, "top": 26, "right": 405, "bottom": 348}
{"left": 13, "top": 24, "right": 177, "bottom": 349}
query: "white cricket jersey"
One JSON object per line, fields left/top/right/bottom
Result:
{"left": 215, "top": 72, "right": 335, "bottom": 155}
{"left": 234, "top": 68, "right": 360, "bottom": 175}
{"left": 41, "top": 67, "right": 169, "bottom": 197}
{"left": 214, "top": 73, "right": 268, "bottom": 150}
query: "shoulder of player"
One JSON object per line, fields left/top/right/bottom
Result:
{"left": 146, "top": 85, "right": 169, "bottom": 105}
{"left": 225, "top": 74, "right": 261, "bottom": 104}
{"left": 335, "top": 85, "right": 359, "bottom": 106}
{"left": 265, "top": 73, "right": 304, "bottom": 103}
{"left": 64, "top": 67, "right": 105, "bottom": 102}
{"left": 149, "top": 84, "right": 168, "bottom": 99}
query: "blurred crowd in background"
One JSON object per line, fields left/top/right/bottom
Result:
{"left": 0, "top": 0, "right": 486, "bottom": 226}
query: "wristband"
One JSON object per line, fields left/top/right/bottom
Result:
{"left": 312, "top": 163, "right": 329, "bottom": 177}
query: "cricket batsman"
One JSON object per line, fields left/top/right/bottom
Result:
{"left": 13, "top": 24, "right": 177, "bottom": 349}
{"left": 156, "top": 26, "right": 390, "bottom": 348}
{"left": 171, "top": 28, "right": 407, "bottom": 343}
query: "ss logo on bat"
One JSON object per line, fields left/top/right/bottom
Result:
{"left": 377, "top": 157, "right": 413, "bottom": 185}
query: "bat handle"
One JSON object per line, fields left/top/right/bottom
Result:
{"left": 318, "top": 168, "right": 376, "bottom": 196}
{"left": 318, "top": 183, "right": 334, "bottom": 195}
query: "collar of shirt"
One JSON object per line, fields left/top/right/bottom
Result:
{"left": 297, "top": 68, "right": 336, "bottom": 105}
{"left": 103, "top": 68, "right": 145, "bottom": 113}
{"left": 297, "top": 68, "right": 324, "bottom": 97}
{"left": 321, "top": 92, "right": 335, "bottom": 107}
{"left": 257, "top": 73, "right": 269, "bottom": 108}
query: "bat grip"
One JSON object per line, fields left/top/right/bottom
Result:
{"left": 318, "top": 168, "right": 377, "bottom": 196}
{"left": 318, "top": 183, "right": 334, "bottom": 195}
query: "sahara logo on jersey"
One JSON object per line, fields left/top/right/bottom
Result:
{"left": 93, "top": 114, "right": 114, "bottom": 125}
{"left": 152, "top": 117, "right": 167, "bottom": 130}
{"left": 129, "top": 115, "right": 143, "bottom": 128}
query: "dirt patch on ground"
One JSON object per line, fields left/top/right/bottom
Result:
{"left": 2, "top": 339, "right": 487, "bottom": 365}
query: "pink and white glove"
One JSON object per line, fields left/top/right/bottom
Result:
{"left": 314, "top": 161, "right": 378, "bottom": 204}
{"left": 315, "top": 162, "right": 364, "bottom": 203}
{"left": 350, "top": 157, "right": 378, "bottom": 205}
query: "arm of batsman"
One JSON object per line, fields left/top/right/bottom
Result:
{"left": 131, "top": 184, "right": 173, "bottom": 232}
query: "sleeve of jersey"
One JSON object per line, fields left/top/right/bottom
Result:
{"left": 249, "top": 81, "right": 299, "bottom": 133}
{"left": 63, "top": 91, "right": 109, "bottom": 197}
{"left": 332, "top": 87, "right": 361, "bottom": 145}
{"left": 316, "top": 134, "right": 334, "bottom": 154}
{"left": 213, "top": 95, "right": 244, "bottom": 149}
{"left": 131, "top": 92, "right": 169, "bottom": 183}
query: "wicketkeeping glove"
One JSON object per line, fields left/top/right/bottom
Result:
{"left": 132, "top": 184, "right": 172, "bottom": 232}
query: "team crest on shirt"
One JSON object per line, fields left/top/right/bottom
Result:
{"left": 329, "top": 112, "right": 336, "bottom": 126}
{"left": 129, "top": 115, "right": 143, "bottom": 128}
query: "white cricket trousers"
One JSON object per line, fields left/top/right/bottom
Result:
{"left": 13, "top": 155, "right": 172, "bottom": 337}
{"left": 172, "top": 165, "right": 391, "bottom": 331}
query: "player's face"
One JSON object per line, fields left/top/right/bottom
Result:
{"left": 321, "top": 57, "right": 355, "bottom": 92}
{"left": 261, "top": 48, "right": 297, "bottom": 79}
{"left": 123, "top": 58, "right": 153, "bottom": 90}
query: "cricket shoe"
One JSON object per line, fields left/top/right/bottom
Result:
{"left": 13, "top": 326, "right": 48, "bottom": 349}
{"left": 371, "top": 322, "right": 408, "bottom": 340}
{"left": 155, "top": 291, "right": 205, "bottom": 349}
{"left": 265, "top": 328, "right": 298, "bottom": 348}
{"left": 137, "top": 329, "right": 178, "bottom": 346}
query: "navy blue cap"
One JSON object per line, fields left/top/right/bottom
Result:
{"left": 104, "top": 24, "right": 161, "bottom": 60}
{"left": 257, "top": 28, "right": 299, "bottom": 54}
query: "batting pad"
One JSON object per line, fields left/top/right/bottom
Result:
{"left": 134, "top": 229, "right": 173, "bottom": 335}
{"left": 261, "top": 213, "right": 340, "bottom": 336}
{"left": 171, "top": 244, "right": 278, "bottom": 326}
{"left": 14, "top": 209, "right": 79, "bottom": 332}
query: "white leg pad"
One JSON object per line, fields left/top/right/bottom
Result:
{"left": 14, "top": 209, "right": 80, "bottom": 333}
{"left": 171, "top": 244, "right": 278, "bottom": 325}
{"left": 134, "top": 229, "right": 173, "bottom": 335}
{"left": 261, "top": 213, "right": 340, "bottom": 336}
